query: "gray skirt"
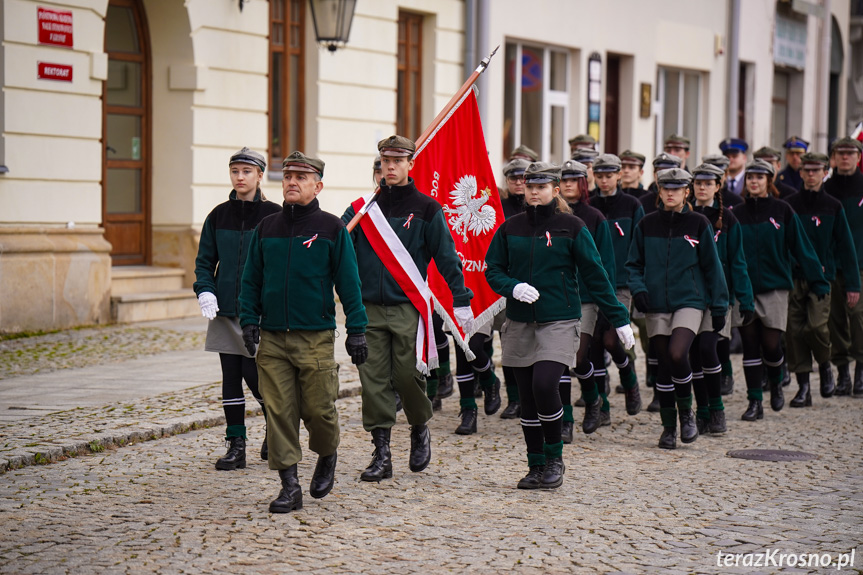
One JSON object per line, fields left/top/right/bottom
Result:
{"left": 205, "top": 316, "right": 253, "bottom": 357}
{"left": 698, "top": 308, "right": 732, "bottom": 338}
{"left": 646, "top": 308, "right": 703, "bottom": 338}
{"left": 500, "top": 319, "right": 581, "bottom": 368}
{"left": 580, "top": 303, "right": 598, "bottom": 338}
{"left": 752, "top": 290, "right": 789, "bottom": 331}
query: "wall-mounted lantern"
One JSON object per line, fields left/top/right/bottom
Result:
{"left": 309, "top": 0, "right": 357, "bottom": 52}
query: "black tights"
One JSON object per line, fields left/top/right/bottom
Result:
{"left": 652, "top": 328, "right": 696, "bottom": 409}
{"left": 455, "top": 333, "right": 494, "bottom": 399}
{"left": 561, "top": 332, "right": 595, "bottom": 404}
{"left": 690, "top": 331, "right": 722, "bottom": 414}
{"left": 513, "top": 361, "right": 567, "bottom": 454}
{"left": 739, "top": 319, "right": 783, "bottom": 396}
{"left": 219, "top": 353, "right": 264, "bottom": 428}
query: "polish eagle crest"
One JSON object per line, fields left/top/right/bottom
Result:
{"left": 443, "top": 175, "right": 497, "bottom": 243}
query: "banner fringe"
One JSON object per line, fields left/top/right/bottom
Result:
{"left": 432, "top": 296, "right": 476, "bottom": 362}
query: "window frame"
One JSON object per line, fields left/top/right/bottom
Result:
{"left": 397, "top": 11, "right": 423, "bottom": 140}
{"left": 268, "top": 0, "right": 305, "bottom": 180}
{"left": 655, "top": 67, "right": 702, "bottom": 164}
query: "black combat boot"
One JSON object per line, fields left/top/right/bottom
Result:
{"left": 437, "top": 372, "right": 454, "bottom": 399}
{"left": 582, "top": 396, "right": 602, "bottom": 434}
{"left": 540, "top": 458, "right": 565, "bottom": 489}
{"left": 708, "top": 410, "right": 727, "bottom": 434}
{"left": 269, "top": 465, "right": 302, "bottom": 513}
{"left": 835, "top": 364, "right": 852, "bottom": 396}
{"left": 854, "top": 363, "right": 863, "bottom": 396}
{"left": 431, "top": 395, "right": 442, "bottom": 411}
{"left": 215, "top": 437, "right": 246, "bottom": 470}
{"left": 819, "top": 362, "right": 835, "bottom": 397}
{"left": 483, "top": 376, "right": 502, "bottom": 415}
{"left": 454, "top": 408, "right": 477, "bottom": 435}
{"left": 517, "top": 465, "right": 545, "bottom": 489}
{"left": 599, "top": 410, "right": 611, "bottom": 427}
{"left": 719, "top": 373, "right": 734, "bottom": 396}
{"left": 658, "top": 427, "right": 677, "bottom": 450}
{"left": 696, "top": 414, "right": 710, "bottom": 435}
{"left": 360, "top": 428, "right": 392, "bottom": 482}
{"left": 574, "top": 396, "right": 586, "bottom": 407}
{"left": 409, "top": 424, "right": 431, "bottom": 472}
{"left": 561, "top": 421, "right": 574, "bottom": 444}
{"left": 769, "top": 379, "right": 784, "bottom": 412}
{"left": 624, "top": 385, "right": 642, "bottom": 416}
{"left": 741, "top": 399, "right": 764, "bottom": 421}
{"left": 260, "top": 437, "right": 268, "bottom": 461}
{"left": 646, "top": 387, "right": 661, "bottom": 412}
{"left": 500, "top": 401, "right": 521, "bottom": 419}
{"left": 790, "top": 373, "right": 812, "bottom": 407}
{"left": 678, "top": 409, "right": 698, "bottom": 444}
{"left": 309, "top": 451, "right": 337, "bottom": 499}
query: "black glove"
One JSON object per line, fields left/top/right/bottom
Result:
{"left": 242, "top": 324, "right": 260, "bottom": 356}
{"left": 740, "top": 309, "right": 755, "bottom": 326}
{"left": 633, "top": 292, "right": 650, "bottom": 313}
{"left": 712, "top": 314, "right": 726, "bottom": 332}
{"left": 345, "top": 333, "right": 368, "bottom": 366}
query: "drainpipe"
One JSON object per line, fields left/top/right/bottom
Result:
{"left": 726, "top": 0, "right": 741, "bottom": 138}
{"left": 817, "top": 0, "right": 832, "bottom": 151}
{"left": 477, "top": 0, "right": 490, "bottom": 134}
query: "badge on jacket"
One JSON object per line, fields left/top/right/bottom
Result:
{"left": 684, "top": 234, "right": 699, "bottom": 247}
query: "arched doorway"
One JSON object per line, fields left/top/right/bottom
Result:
{"left": 102, "top": 0, "right": 151, "bottom": 265}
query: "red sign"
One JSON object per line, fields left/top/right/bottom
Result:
{"left": 38, "top": 7, "right": 73, "bottom": 48}
{"left": 38, "top": 62, "right": 73, "bottom": 82}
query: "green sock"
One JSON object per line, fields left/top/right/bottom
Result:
{"left": 439, "top": 361, "right": 451, "bottom": 377}
{"left": 721, "top": 360, "right": 733, "bottom": 377}
{"left": 659, "top": 407, "right": 677, "bottom": 428}
{"left": 696, "top": 406, "right": 710, "bottom": 420}
{"left": 709, "top": 396, "right": 725, "bottom": 411}
{"left": 459, "top": 397, "right": 478, "bottom": 410}
{"left": 562, "top": 404, "right": 575, "bottom": 423}
{"left": 675, "top": 394, "right": 693, "bottom": 412}
{"left": 226, "top": 425, "right": 246, "bottom": 439}
{"left": 527, "top": 452, "right": 546, "bottom": 467}
{"left": 621, "top": 369, "right": 638, "bottom": 390}
{"left": 747, "top": 387, "right": 764, "bottom": 401}
{"left": 543, "top": 441, "right": 563, "bottom": 460}
{"left": 600, "top": 392, "right": 610, "bottom": 412}
{"left": 478, "top": 367, "right": 495, "bottom": 389}
{"left": 426, "top": 375, "right": 439, "bottom": 399}
{"left": 581, "top": 381, "right": 599, "bottom": 404}
{"left": 506, "top": 384, "right": 520, "bottom": 402}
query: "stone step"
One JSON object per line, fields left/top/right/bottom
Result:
{"left": 111, "top": 266, "right": 186, "bottom": 296}
{"left": 111, "top": 290, "right": 199, "bottom": 324}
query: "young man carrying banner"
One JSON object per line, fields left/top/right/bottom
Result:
{"left": 342, "top": 135, "right": 474, "bottom": 482}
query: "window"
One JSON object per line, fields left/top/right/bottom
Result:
{"left": 269, "top": 0, "right": 305, "bottom": 176}
{"left": 772, "top": 71, "right": 789, "bottom": 149}
{"left": 503, "top": 42, "right": 569, "bottom": 164}
{"left": 655, "top": 67, "right": 701, "bottom": 164}
{"left": 397, "top": 11, "right": 422, "bottom": 140}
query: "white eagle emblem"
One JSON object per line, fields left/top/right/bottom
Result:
{"left": 442, "top": 175, "right": 497, "bottom": 242}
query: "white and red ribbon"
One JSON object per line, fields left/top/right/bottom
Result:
{"left": 714, "top": 229, "right": 721, "bottom": 242}
{"left": 811, "top": 215, "right": 821, "bottom": 227}
{"left": 403, "top": 213, "right": 414, "bottom": 229}
{"left": 684, "top": 234, "right": 699, "bottom": 247}
{"left": 302, "top": 234, "right": 318, "bottom": 248}
{"left": 614, "top": 222, "right": 625, "bottom": 236}
{"left": 546, "top": 231, "right": 553, "bottom": 247}
{"left": 770, "top": 217, "right": 781, "bottom": 230}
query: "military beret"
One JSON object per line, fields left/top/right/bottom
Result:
{"left": 230, "top": 147, "right": 266, "bottom": 172}
{"left": 503, "top": 158, "right": 530, "bottom": 177}
{"left": 664, "top": 134, "right": 690, "bottom": 150}
{"left": 282, "top": 150, "right": 325, "bottom": 177}
{"left": 373, "top": 155, "right": 381, "bottom": 170}
{"left": 571, "top": 148, "right": 599, "bottom": 164}
{"left": 524, "top": 161, "right": 561, "bottom": 184}
{"left": 744, "top": 159, "right": 775, "bottom": 177}
{"left": 568, "top": 134, "right": 596, "bottom": 148}
{"left": 701, "top": 153, "right": 730, "bottom": 171}
{"left": 619, "top": 150, "right": 646, "bottom": 166}
{"left": 378, "top": 134, "right": 416, "bottom": 157}
{"left": 753, "top": 146, "right": 782, "bottom": 162}
{"left": 561, "top": 160, "right": 588, "bottom": 179}
{"left": 719, "top": 137, "right": 749, "bottom": 154}
{"left": 655, "top": 168, "right": 692, "bottom": 189}
{"left": 783, "top": 136, "right": 809, "bottom": 152}
{"left": 830, "top": 136, "right": 863, "bottom": 154}
{"left": 652, "top": 152, "right": 682, "bottom": 170}
{"left": 800, "top": 152, "right": 829, "bottom": 168}
{"left": 691, "top": 163, "right": 725, "bottom": 180}
{"left": 510, "top": 144, "right": 539, "bottom": 162}
{"left": 593, "top": 154, "right": 622, "bottom": 173}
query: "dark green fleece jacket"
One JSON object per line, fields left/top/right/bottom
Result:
{"left": 693, "top": 203, "right": 755, "bottom": 312}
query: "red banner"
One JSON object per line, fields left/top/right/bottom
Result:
{"left": 411, "top": 89, "right": 505, "bottom": 338}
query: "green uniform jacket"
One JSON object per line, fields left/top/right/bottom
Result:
{"left": 730, "top": 195, "right": 830, "bottom": 296}
{"left": 341, "top": 178, "right": 472, "bottom": 307}
{"left": 569, "top": 201, "right": 616, "bottom": 304}
{"left": 785, "top": 187, "right": 860, "bottom": 290}
{"left": 590, "top": 188, "right": 644, "bottom": 290}
{"left": 693, "top": 203, "right": 755, "bottom": 312}
{"left": 824, "top": 169, "right": 863, "bottom": 272}
{"left": 193, "top": 190, "right": 282, "bottom": 317}
{"left": 239, "top": 199, "right": 367, "bottom": 334}
{"left": 626, "top": 208, "right": 729, "bottom": 316}
{"left": 485, "top": 201, "right": 629, "bottom": 327}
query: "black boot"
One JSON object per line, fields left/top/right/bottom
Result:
{"left": 215, "top": 437, "right": 246, "bottom": 470}
{"left": 517, "top": 465, "right": 545, "bottom": 489}
{"left": 394, "top": 390, "right": 403, "bottom": 412}
{"left": 360, "top": 428, "right": 392, "bottom": 482}
{"left": 431, "top": 395, "right": 442, "bottom": 411}
{"left": 599, "top": 410, "right": 611, "bottom": 427}
{"left": 790, "top": 374, "right": 812, "bottom": 407}
{"left": 582, "top": 397, "right": 602, "bottom": 434}
{"left": 500, "top": 401, "right": 521, "bottom": 419}
{"left": 658, "top": 427, "right": 677, "bottom": 449}
{"left": 624, "top": 385, "right": 642, "bottom": 415}
{"left": 260, "top": 437, "right": 268, "bottom": 461}
{"left": 561, "top": 421, "right": 574, "bottom": 444}
{"left": 819, "top": 362, "right": 835, "bottom": 397}
{"left": 646, "top": 387, "right": 661, "bottom": 412}
{"left": 854, "top": 363, "right": 863, "bottom": 396}
{"left": 483, "top": 376, "right": 502, "bottom": 415}
{"left": 454, "top": 408, "right": 477, "bottom": 435}
{"left": 835, "top": 364, "right": 852, "bottom": 396}
{"left": 473, "top": 380, "right": 483, "bottom": 398}
{"left": 540, "top": 457, "right": 565, "bottom": 489}
{"left": 780, "top": 360, "right": 791, "bottom": 387}
{"left": 409, "top": 424, "right": 431, "bottom": 472}
{"left": 309, "top": 452, "right": 337, "bottom": 499}
{"left": 269, "top": 465, "right": 303, "bottom": 513}
{"left": 741, "top": 399, "right": 764, "bottom": 421}
{"left": 708, "top": 410, "right": 727, "bottom": 434}
{"left": 437, "top": 372, "right": 454, "bottom": 399}
{"left": 696, "top": 414, "right": 710, "bottom": 435}
{"left": 719, "top": 373, "right": 734, "bottom": 396}
{"left": 678, "top": 409, "right": 698, "bottom": 444}
{"left": 769, "top": 379, "right": 784, "bottom": 412}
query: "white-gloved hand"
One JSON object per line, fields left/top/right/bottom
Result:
{"left": 453, "top": 306, "right": 475, "bottom": 334}
{"left": 616, "top": 324, "right": 635, "bottom": 350}
{"left": 198, "top": 292, "right": 219, "bottom": 320}
{"left": 512, "top": 283, "right": 540, "bottom": 303}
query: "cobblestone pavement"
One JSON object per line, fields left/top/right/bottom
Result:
{"left": 1, "top": 346, "right": 861, "bottom": 573}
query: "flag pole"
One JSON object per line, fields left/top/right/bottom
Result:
{"left": 346, "top": 46, "right": 499, "bottom": 232}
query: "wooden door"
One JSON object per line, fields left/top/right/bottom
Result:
{"left": 604, "top": 55, "right": 620, "bottom": 155}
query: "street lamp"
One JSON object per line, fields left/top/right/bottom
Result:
{"left": 309, "top": 0, "right": 356, "bottom": 52}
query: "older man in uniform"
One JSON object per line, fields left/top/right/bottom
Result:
{"left": 778, "top": 136, "right": 808, "bottom": 192}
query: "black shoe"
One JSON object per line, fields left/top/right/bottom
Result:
{"left": 624, "top": 385, "right": 642, "bottom": 415}
{"left": 269, "top": 465, "right": 303, "bottom": 513}
{"left": 599, "top": 410, "right": 611, "bottom": 427}
{"left": 719, "top": 374, "right": 734, "bottom": 396}
{"left": 835, "top": 364, "right": 852, "bottom": 396}
{"left": 647, "top": 388, "right": 661, "bottom": 413}
{"left": 517, "top": 465, "right": 545, "bottom": 489}
{"left": 561, "top": 421, "right": 574, "bottom": 444}
{"left": 473, "top": 380, "right": 483, "bottom": 398}
{"left": 741, "top": 399, "right": 764, "bottom": 421}
{"left": 854, "top": 363, "right": 863, "bottom": 396}
{"left": 483, "top": 377, "right": 502, "bottom": 415}
{"left": 500, "top": 401, "right": 521, "bottom": 419}
{"left": 215, "top": 437, "right": 246, "bottom": 470}
{"left": 437, "top": 372, "right": 454, "bottom": 399}
{"left": 540, "top": 457, "right": 565, "bottom": 489}
{"left": 658, "top": 427, "right": 677, "bottom": 449}
{"left": 431, "top": 395, "right": 442, "bottom": 411}
{"left": 454, "top": 408, "right": 477, "bottom": 435}
{"left": 761, "top": 373, "right": 769, "bottom": 390}
{"left": 708, "top": 410, "right": 727, "bottom": 434}
{"left": 360, "top": 428, "right": 392, "bottom": 482}
{"left": 574, "top": 396, "right": 586, "bottom": 407}
{"left": 678, "top": 409, "right": 698, "bottom": 443}
{"left": 409, "top": 424, "right": 431, "bottom": 472}
{"left": 789, "top": 382, "right": 812, "bottom": 407}
{"left": 582, "top": 397, "right": 602, "bottom": 434}
{"left": 780, "top": 361, "right": 791, "bottom": 387}
{"left": 309, "top": 452, "right": 337, "bottom": 499}
{"left": 696, "top": 415, "right": 709, "bottom": 435}
{"left": 260, "top": 437, "right": 268, "bottom": 461}
{"left": 820, "top": 362, "right": 835, "bottom": 397}
{"left": 769, "top": 380, "right": 784, "bottom": 412}
{"left": 615, "top": 384, "right": 625, "bottom": 394}
{"left": 394, "top": 390, "right": 403, "bottom": 412}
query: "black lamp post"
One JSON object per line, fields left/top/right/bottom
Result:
{"left": 309, "top": 0, "right": 356, "bottom": 52}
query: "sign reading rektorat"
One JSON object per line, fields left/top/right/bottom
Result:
{"left": 38, "top": 7, "right": 73, "bottom": 48}
{"left": 38, "top": 62, "right": 73, "bottom": 82}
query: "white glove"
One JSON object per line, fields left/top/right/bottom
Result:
{"left": 198, "top": 292, "right": 219, "bottom": 320}
{"left": 512, "top": 283, "right": 540, "bottom": 303}
{"left": 616, "top": 324, "right": 635, "bottom": 350}
{"left": 453, "top": 306, "right": 475, "bottom": 334}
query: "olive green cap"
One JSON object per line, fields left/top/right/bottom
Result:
{"left": 619, "top": 150, "right": 646, "bottom": 166}
{"left": 593, "top": 154, "right": 622, "bottom": 173}
{"left": 652, "top": 152, "right": 682, "bottom": 170}
{"left": 701, "top": 153, "right": 730, "bottom": 171}
{"left": 744, "top": 159, "right": 775, "bottom": 177}
{"left": 282, "top": 151, "right": 325, "bottom": 177}
{"left": 568, "top": 134, "right": 596, "bottom": 148}
{"left": 510, "top": 144, "right": 539, "bottom": 161}
{"left": 524, "top": 161, "right": 561, "bottom": 184}
{"left": 800, "top": 152, "right": 829, "bottom": 168}
{"left": 503, "top": 158, "right": 530, "bottom": 177}
{"left": 561, "top": 159, "right": 587, "bottom": 179}
{"left": 571, "top": 148, "right": 599, "bottom": 163}
{"left": 656, "top": 167, "right": 692, "bottom": 189}
{"left": 830, "top": 136, "right": 863, "bottom": 154}
{"left": 377, "top": 134, "right": 416, "bottom": 157}
{"left": 664, "top": 134, "right": 690, "bottom": 149}
{"left": 753, "top": 146, "right": 782, "bottom": 162}
{"left": 230, "top": 147, "right": 266, "bottom": 171}
{"left": 691, "top": 163, "right": 725, "bottom": 180}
